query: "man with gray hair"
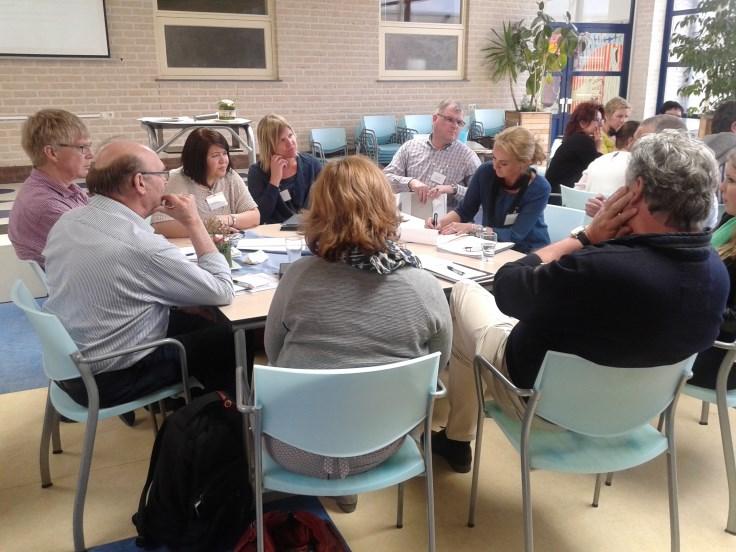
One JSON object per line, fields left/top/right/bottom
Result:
{"left": 432, "top": 130, "right": 729, "bottom": 473}
{"left": 43, "top": 140, "right": 236, "bottom": 408}
{"left": 384, "top": 98, "right": 480, "bottom": 215}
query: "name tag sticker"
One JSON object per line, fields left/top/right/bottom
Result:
{"left": 206, "top": 192, "right": 228, "bottom": 210}
{"left": 504, "top": 213, "right": 518, "bottom": 226}
{"left": 430, "top": 171, "right": 446, "bottom": 185}
{"left": 280, "top": 189, "right": 292, "bottom": 202}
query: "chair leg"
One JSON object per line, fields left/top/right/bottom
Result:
{"left": 700, "top": 401, "right": 710, "bottom": 425}
{"left": 657, "top": 412, "right": 665, "bottom": 432}
{"left": 73, "top": 413, "right": 99, "bottom": 552}
{"left": 715, "top": 393, "right": 736, "bottom": 533}
{"left": 51, "top": 409, "right": 62, "bottom": 454}
{"left": 148, "top": 408, "right": 159, "bottom": 435}
{"left": 521, "top": 453, "right": 534, "bottom": 552}
{"left": 396, "top": 483, "right": 404, "bottom": 529}
{"left": 40, "top": 391, "right": 55, "bottom": 488}
{"left": 592, "top": 474, "right": 603, "bottom": 507}
{"left": 605, "top": 472, "right": 614, "bottom": 486}
{"left": 424, "top": 453, "right": 437, "bottom": 552}
{"left": 666, "top": 446, "right": 681, "bottom": 552}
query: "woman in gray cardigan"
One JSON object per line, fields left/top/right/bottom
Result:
{"left": 264, "top": 155, "right": 452, "bottom": 512}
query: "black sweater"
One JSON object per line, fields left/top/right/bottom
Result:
{"left": 545, "top": 133, "right": 602, "bottom": 194}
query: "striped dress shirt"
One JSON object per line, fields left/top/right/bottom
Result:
{"left": 43, "top": 194, "right": 233, "bottom": 374}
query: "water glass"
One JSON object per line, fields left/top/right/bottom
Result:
{"left": 479, "top": 228, "right": 497, "bottom": 261}
{"left": 285, "top": 236, "right": 302, "bottom": 263}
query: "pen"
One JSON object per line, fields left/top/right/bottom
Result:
{"left": 432, "top": 212, "right": 438, "bottom": 227}
{"left": 447, "top": 265, "right": 465, "bottom": 276}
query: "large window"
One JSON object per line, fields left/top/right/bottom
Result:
{"left": 154, "top": 0, "right": 276, "bottom": 80}
{"left": 379, "top": 0, "right": 466, "bottom": 80}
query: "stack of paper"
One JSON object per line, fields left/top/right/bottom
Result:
{"left": 418, "top": 254, "right": 494, "bottom": 283}
{"left": 233, "top": 273, "right": 279, "bottom": 293}
{"left": 236, "top": 237, "right": 306, "bottom": 253}
{"left": 436, "top": 234, "right": 514, "bottom": 257}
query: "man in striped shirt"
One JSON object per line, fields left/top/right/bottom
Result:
{"left": 44, "top": 140, "right": 236, "bottom": 408}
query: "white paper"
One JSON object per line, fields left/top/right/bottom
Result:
{"left": 399, "top": 226, "right": 438, "bottom": 245}
{"left": 417, "top": 254, "right": 492, "bottom": 282}
{"left": 233, "top": 273, "right": 279, "bottom": 293}
{"left": 236, "top": 237, "right": 306, "bottom": 253}
{"left": 436, "top": 234, "right": 514, "bottom": 258}
{"left": 241, "top": 250, "right": 269, "bottom": 265}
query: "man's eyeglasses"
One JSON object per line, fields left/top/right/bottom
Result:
{"left": 437, "top": 113, "right": 466, "bottom": 128}
{"left": 56, "top": 143, "right": 93, "bottom": 155}
{"left": 140, "top": 171, "right": 169, "bottom": 181}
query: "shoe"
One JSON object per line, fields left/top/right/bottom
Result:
{"left": 430, "top": 429, "right": 472, "bottom": 473}
{"left": 118, "top": 411, "right": 136, "bottom": 427}
{"left": 335, "top": 494, "right": 358, "bottom": 513}
{"left": 59, "top": 415, "right": 76, "bottom": 424}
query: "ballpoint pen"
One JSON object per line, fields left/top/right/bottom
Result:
{"left": 432, "top": 212, "right": 438, "bottom": 227}
{"left": 447, "top": 265, "right": 465, "bottom": 276}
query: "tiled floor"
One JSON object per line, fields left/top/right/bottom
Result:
{"left": 0, "top": 183, "right": 18, "bottom": 234}
{"left": 1, "top": 387, "right": 735, "bottom": 551}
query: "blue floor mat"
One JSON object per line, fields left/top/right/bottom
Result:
{"left": 0, "top": 300, "right": 46, "bottom": 394}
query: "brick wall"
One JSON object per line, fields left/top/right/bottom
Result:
{"left": 628, "top": 0, "right": 667, "bottom": 120}
{"left": 0, "top": 0, "right": 537, "bottom": 171}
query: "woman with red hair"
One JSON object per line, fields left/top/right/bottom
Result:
{"left": 545, "top": 101, "right": 604, "bottom": 193}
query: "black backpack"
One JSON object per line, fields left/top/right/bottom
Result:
{"left": 133, "top": 391, "right": 253, "bottom": 552}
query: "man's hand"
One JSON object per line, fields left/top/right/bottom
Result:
{"left": 156, "top": 193, "right": 201, "bottom": 227}
{"left": 439, "top": 221, "right": 475, "bottom": 235}
{"left": 585, "top": 194, "right": 605, "bottom": 217}
{"left": 269, "top": 155, "right": 288, "bottom": 187}
{"left": 409, "top": 179, "right": 430, "bottom": 203}
{"left": 586, "top": 186, "right": 638, "bottom": 244}
{"left": 427, "top": 184, "right": 454, "bottom": 200}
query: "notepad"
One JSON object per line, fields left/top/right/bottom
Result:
{"left": 418, "top": 254, "right": 494, "bottom": 283}
{"left": 436, "top": 235, "right": 514, "bottom": 258}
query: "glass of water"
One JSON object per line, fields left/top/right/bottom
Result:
{"left": 285, "top": 236, "right": 302, "bottom": 263}
{"left": 479, "top": 228, "right": 497, "bottom": 261}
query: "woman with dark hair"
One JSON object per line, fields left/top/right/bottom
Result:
{"left": 545, "top": 101, "right": 605, "bottom": 193}
{"left": 264, "top": 155, "right": 451, "bottom": 511}
{"left": 152, "top": 128, "right": 259, "bottom": 238}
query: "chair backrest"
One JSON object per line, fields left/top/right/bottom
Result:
{"left": 400, "top": 114, "right": 433, "bottom": 135}
{"left": 549, "top": 136, "right": 563, "bottom": 160}
{"left": 544, "top": 204, "right": 586, "bottom": 242}
{"left": 534, "top": 351, "right": 695, "bottom": 437}
{"left": 561, "top": 186, "right": 599, "bottom": 210}
{"left": 309, "top": 128, "right": 347, "bottom": 155}
{"left": 362, "top": 115, "right": 398, "bottom": 145}
{"left": 11, "top": 280, "right": 81, "bottom": 381}
{"left": 473, "top": 108, "right": 505, "bottom": 136}
{"left": 254, "top": 352, "right": 441, "bottom": 457}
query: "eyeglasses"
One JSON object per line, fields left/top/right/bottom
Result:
{"left": 437, "top": 113, "right": 466, "bottom": 128}
{"left": 56, "top": 143, "right": 93, "bottom": 155}
{"left": 140, "top": 171, "right": 169, "bottom": 181}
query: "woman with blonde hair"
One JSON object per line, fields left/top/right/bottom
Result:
{"left": 264, "top": 155, "right": 451, "bottom": 511}
{"left": 429, "top": 126, "right": 550, "bottom": 252}
{"left": 600, "top": 96, "right": 632, "bottom": 154}
{"left": 247, "top": 113, "right": 321, "bottom": 223}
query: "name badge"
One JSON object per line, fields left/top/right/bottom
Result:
{"left": 280, "top": 189, "right": 292, "bottom": 202}
{"left": 206, "top": 192, "right": 228, "bottom": 211}
{"left": 430, "top": 171, "right": 446, "bottom": 185}
{"left": 504, "top": 213, "right": 518, "bottom": 226}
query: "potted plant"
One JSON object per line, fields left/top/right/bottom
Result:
{"left": 483, "top": 2, "right": 578, "bottom": 153}
{"left": 217, "top": 99, "right": 237, "bottom": 120}
{"left": 669, "top": 0, "right": 736, "bottom": 136}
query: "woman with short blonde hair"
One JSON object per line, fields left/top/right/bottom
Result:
{"left": 247, "top": 113, "right": 321, "bottom": 223}
{"left": 601, "top": 96, "right": 632, "bottom": 153}
{"left": 430, "top": 126, "right": 551, "bottom": 253}
{"left": 264, "top": 155, "right": 451, "bottom": 511}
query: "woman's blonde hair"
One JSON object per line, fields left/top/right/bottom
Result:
{"left": 604, "top": 96, "right": 632, "bottom": 117}
{"left": 21, "top": 109, "right": 89, "bottom": 167}
{"left": 493, "top": 126, "right": 546, "bottom": 165}
{"left": 718, "top": 150, "right": 736, "bottom": 262}
{"left": 302, "top": 155, "right": 400, "bottom": 260}
{"left": 256, "top": 113, "right": 294, "bottom": 173}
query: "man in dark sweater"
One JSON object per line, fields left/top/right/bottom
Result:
{"left": 433, "top": 130, "right": 730, "bottom": 473}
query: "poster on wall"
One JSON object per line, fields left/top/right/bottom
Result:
{"left": 0, "top": 0, "right": 109, "bottom": 58}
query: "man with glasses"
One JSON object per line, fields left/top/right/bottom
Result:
{"left": 9, "top": 109, "right": 92, "bottom": 268}
{"left": 43, "top": 140, "right": 237, "bottom": 409}
{"left": 384, "top": 99, "right": 480, "bottom": 215}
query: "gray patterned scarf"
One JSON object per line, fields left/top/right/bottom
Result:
{"left": 339, "top": 239, "right": 421, "bottom": 275}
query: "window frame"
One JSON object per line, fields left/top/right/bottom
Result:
{"left": 378, "top": 0, "right": 467, "bottom": 81}
{"left": 153, "top": 0, "right": 277, "bottom": 80}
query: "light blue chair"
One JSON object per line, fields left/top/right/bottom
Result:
{"left": 399, "top": 114, "right": 433, "bottom": 141}
{"left": 469, "top": 108, "right": 505, "bottom": 141}
{"left": 11, "top": 280, "right": 193, "bottom": 552}
{"left": 236, "top": 352, "right": 445, "bottom": 552}
{"left": 681, "top": 340, "right": 736, "bottom": 534}
{"left": 468, "top": 351, "right": 695, "bottom": 552}
{"left": 544, "top": 204, "right": 586, "bottom": 243}
{"left": 560, "top": 186, "right": 600, "bottom": 211}
{"left": 309, "top": 128, "right": 348, "bottom": 165}
{"left": 356, "top": 115, "right": 402, "bottom": 166}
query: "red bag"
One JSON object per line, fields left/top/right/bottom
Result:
{"left": 235, "top": 511, "right": 347, "bottom": 552}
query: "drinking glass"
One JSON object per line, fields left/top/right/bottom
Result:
{"left": 479, "top": 228, "right": 497, "bottom": 261}
{"left": 285, "top": 236, "right": 302, "bottom": 263}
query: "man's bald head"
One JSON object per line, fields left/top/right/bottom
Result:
{"left": 87, "top": 140, "right": 162, "bottom": 197}
{"left": 635, "top": 114, "right": 688, "bottom": 140}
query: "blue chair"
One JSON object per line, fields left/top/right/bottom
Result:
{"left": 543, "top": 204, "right": 586, "bottom": 243}
{"left": 356, "top": 115, "right": 402, "bottom": 166}
{"left": 309, "top": 128, "right": 348, "bottom": 165}
{"left": 681, "top": 340, "right": 736, "bottom": 534}
{"left": 399, "top": 114, "right": 433, "bottom": 141}
{"left": 468, "top": 351, "right": 695, "bottom": 552}
{"left": 11, "top": 280, "right": 193, "bottom": 552}
{"left": 469, "top": 108, "right": 505, "bottom": 141}
{"left": 236, "top": 352, "right": 445, "bottom": 552}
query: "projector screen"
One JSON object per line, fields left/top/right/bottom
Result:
{"left": 0, "top": 0, "right": 109, "bottom": 57}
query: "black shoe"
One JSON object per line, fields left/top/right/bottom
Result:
{"left": 430, "top": 429, "right": 472, "bottom": 473}
{"left": 118, "top": 411, "right": 136, "bottom": 427}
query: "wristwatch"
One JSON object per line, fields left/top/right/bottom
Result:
{"left": 570, "top": 225, "right": 591, "bottom": 246}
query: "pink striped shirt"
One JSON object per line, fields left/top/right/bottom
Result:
{"left": 8, "top": 168, "right": 88, "bottom": 268}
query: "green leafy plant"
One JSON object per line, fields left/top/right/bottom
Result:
{"left": 670, "top": 0, "right": 736, "bottom": 113}
{"left": 483, "top": 2, "right": 578, "bottom": 112}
